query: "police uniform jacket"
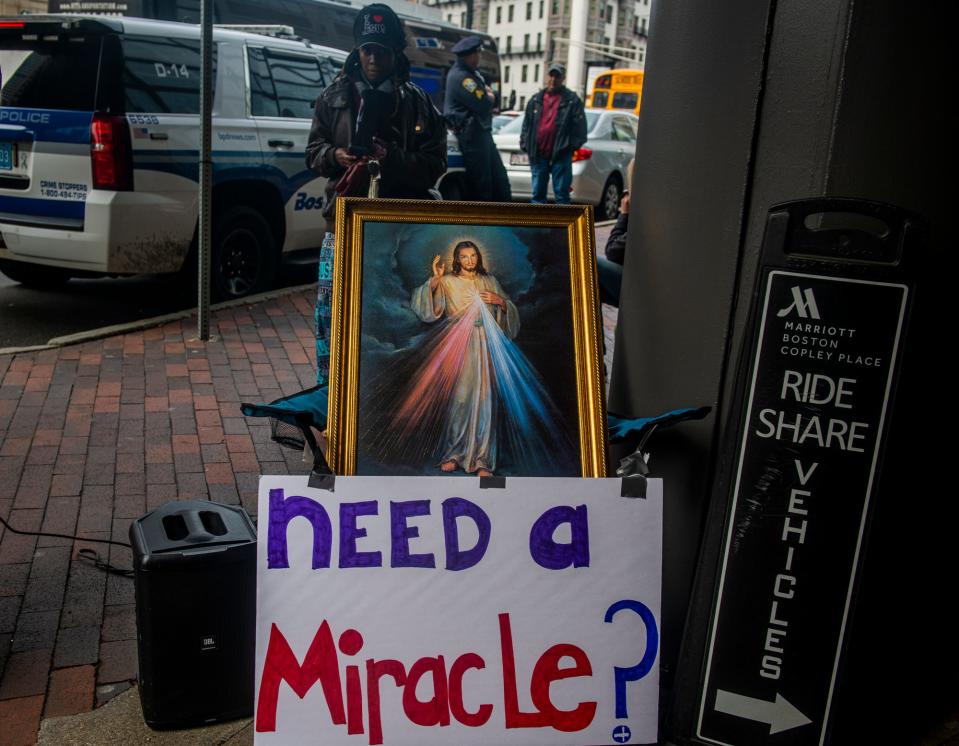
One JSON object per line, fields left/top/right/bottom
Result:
{"left": 520, "top": 87, "right": 588, "bottom": 161}
{"left": 444, "top": 59, "right": 495, "bottom": 134}
{"left": 306, "top": 50, "right": 447, "bottom": 217}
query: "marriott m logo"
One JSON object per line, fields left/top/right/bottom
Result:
{"left": 777, "top": 286, "right": 821, "bottom": 319}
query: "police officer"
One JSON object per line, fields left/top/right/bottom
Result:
{"left": 444, "top": 36, "right": 511, "bottom": 201}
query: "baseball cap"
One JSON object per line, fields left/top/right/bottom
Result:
{"left": 353, "top": 3, "right": 406, "bottom": 51}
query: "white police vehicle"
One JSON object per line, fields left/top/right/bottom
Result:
{"left": 0, "top": 15, "right": 346, "bottom": 299}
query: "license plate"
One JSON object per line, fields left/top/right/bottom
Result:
{"left": 509, "top": 152, "right": 529, "bottom": 166}
{"left": 0, "top": 142, "right": 14, "bottom": 171}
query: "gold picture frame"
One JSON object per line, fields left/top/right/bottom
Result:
{"left": 327, "top": 198, "right": 608, "bottom": 477}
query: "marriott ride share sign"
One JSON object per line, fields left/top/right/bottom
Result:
{"left": 254, "top": 475, "right": 663, "bottom": 745}
{"left": 697, "top": 271, "right": 908, "bottom": 745}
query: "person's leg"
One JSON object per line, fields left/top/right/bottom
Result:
{"left": 315, "top": 231, "right": 335, "bottom": 384}
{"left": 551, "top": 155, "right": 573, "bottom": 204}
{"left": 490, "top": 135, "right": 512, "bottom": 202}
{"left": 461, "top": 144, "right": 492, "bottom": 200}
{"left": 530, "top": 157, "right": 549, "bottom": 203}
{"left": 596, "top": 255, "right": 623, "bottom": 307}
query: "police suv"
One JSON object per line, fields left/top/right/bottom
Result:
{"left": 0, "top": 15, "right": 346, "bottom": 299}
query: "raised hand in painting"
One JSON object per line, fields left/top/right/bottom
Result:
{"left": 429, "top": 254, "right": 446, "bottom": 290}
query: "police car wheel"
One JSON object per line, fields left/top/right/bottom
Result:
{"left": 212, "top": 206, "right": 277, "bottom": 301}
{"left": 598, "top": 175, "right": 622, "bottom": 220}
{"left": 0, "top": 259, "right": 71, "bottom": 289}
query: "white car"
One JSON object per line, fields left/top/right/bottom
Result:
{"left": 493, "top": 108, "right": 638, "bottom": 219}
{"left": 0, "top": 15, "right": 346, "bottom": 299}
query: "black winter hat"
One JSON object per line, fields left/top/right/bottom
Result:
{"left": 353, "top": 4, "right": 407, "bottom": 51}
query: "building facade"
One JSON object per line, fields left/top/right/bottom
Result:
{"left": 428, "top": 0, "right": 651, "bottom": 109}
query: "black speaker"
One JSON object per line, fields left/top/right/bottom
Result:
{"left": 130, "top": 500, "right": 257, "bottom": 729}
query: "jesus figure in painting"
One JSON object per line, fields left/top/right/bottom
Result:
{"left": 409, "top": 240, "right": 519, "bottom": 477}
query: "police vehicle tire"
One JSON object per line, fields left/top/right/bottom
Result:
{"left": 211, "top": 206, "right": 278, "bottom": 301}
{"left": 0, "top": 259, "right": 71, "bottom": 288}
{"left": 598, "top": 174, "right": 622, "bottom": 221}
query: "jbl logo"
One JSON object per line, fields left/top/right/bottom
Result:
{"left": 777, "top": 286, "right": 821, "bottom": 319}
{"left": 201, "top": 635, "right": 217, "bottom": 651}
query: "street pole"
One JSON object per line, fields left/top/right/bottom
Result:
{"left": 197, "top": 0, "right": 213, "bottom": 341}
{"left": 567, "top": 0, "right": 587, "bottom": 96}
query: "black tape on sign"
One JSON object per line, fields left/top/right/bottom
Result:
{"left": 480, "top": 476, "right": 506, "bottom": 489}
{"left": 308, "top": 472, "right": 336, "bottom": 491}
{"left": 621, "top": 475, "right": 647, "bottom": 498}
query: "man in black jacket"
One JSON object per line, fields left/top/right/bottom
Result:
{"left": 520, "top": 63, "right": 587, "bottom": 204}
{"left": 305, "top": 3, "right": 446, "bottom": 384}
{"left": 444, "top": 36, "right": 511, "bottom": 201}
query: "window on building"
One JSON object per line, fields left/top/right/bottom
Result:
{"left": 519, "top": 95, "right": 526, "bottom": 108}
{"left": 526, "top": 1, "right": 532, "bottom": 19}
{"left": 551, "top": 0, "right": 558, "bottom": 13}
{"left": 460, "top": 11, "right": 466, "bottom": 25}
{"left": 506, "top": 35, "right": 512, "bottom": 52}
{"left": 446, "top": 13, "right": 452, "bottom": 22}
{"left": 521, "top": 64, "right": 528, "bottom": 82}
{"left": 496, "top": 6, "right": 502, "bottom": 23}
{"left": 606, "top": 4, "right": 612, "bottom": 21}
{"left": 640, "top": 17, "right": 647, "bottom": 33}
{"left": 539, "top": 0, "right": 544, "bottom": 17}
{"left": 603, "top": 36, "right": 610, "bottom": 49}
{"left": 524, "top": 33, "right": 530, "bottom": 51}
{"left": 505, "top": 65, "right": 511, "bottom": 82}
{"left": 638, "top": 49, "right": 644, "bottom": 62}
{"left": 508, "top": 4, "right": 514, "bottom": 21}
{"left": 537, "top": 31, "right": 542, "bottom": 50}
{"left": 533, "top": 64, "right": 539, "bottom": 82}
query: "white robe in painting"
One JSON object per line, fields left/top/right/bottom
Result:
{"left": 410, "top": 272, "right": 520, "bottom": 473}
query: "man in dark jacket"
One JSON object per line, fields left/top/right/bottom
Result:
{"left": 520, "top": 63, "right": 588, "bottom": 204}
{"left": 306, "top": 3, "right": 447, "bottom": 220}
{"left": 306, "top": 3, "right": 446, "bottom": 385}
{"left": 444, "top": 35, "right": 511, "bottom": 201}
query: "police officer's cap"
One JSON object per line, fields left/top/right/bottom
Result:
{"left": 353, "top": 3, "right": 406, "bottom": 51}
{"left": 452, "top": 36, "right": 484, "bottom": 56}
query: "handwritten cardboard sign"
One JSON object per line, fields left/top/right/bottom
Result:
{"left": 254, "top": 475, "right": 662, "bottom": 745}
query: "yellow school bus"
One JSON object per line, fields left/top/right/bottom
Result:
{"left": 587, "top": 69, "right": 645, "bottom": 115}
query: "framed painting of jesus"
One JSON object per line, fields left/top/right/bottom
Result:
{"left": 326, "top": 198, "right": 608, "bottom": 478}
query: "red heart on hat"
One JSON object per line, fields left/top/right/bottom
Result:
{"left": 373, "top": 14, "right": 383, "bottom": 21}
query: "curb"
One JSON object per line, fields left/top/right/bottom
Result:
{"left": 0, "top": 282, "right": 318, "bottom": 357}
{"left": 1, "top": 221, "right": 618, "bottom": 357}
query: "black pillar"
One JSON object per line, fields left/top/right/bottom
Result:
{"left": 611, "top": 0, "right": 954, "bottom": 741}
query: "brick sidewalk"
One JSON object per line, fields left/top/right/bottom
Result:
{"left": 0, "top": 291, "right": 318, "bottom": 746}
{"left": 0, "top": 222, "right": 619, "bottom": 745}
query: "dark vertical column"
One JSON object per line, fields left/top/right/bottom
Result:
{"left": 612, "top": 0, "right": 954, "bottom": 740}
{"left": 807, "top": 3, "right": 954, "bottom": 742}
{"left": 607, "top": 0, "right": 778, "bottom": 691}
